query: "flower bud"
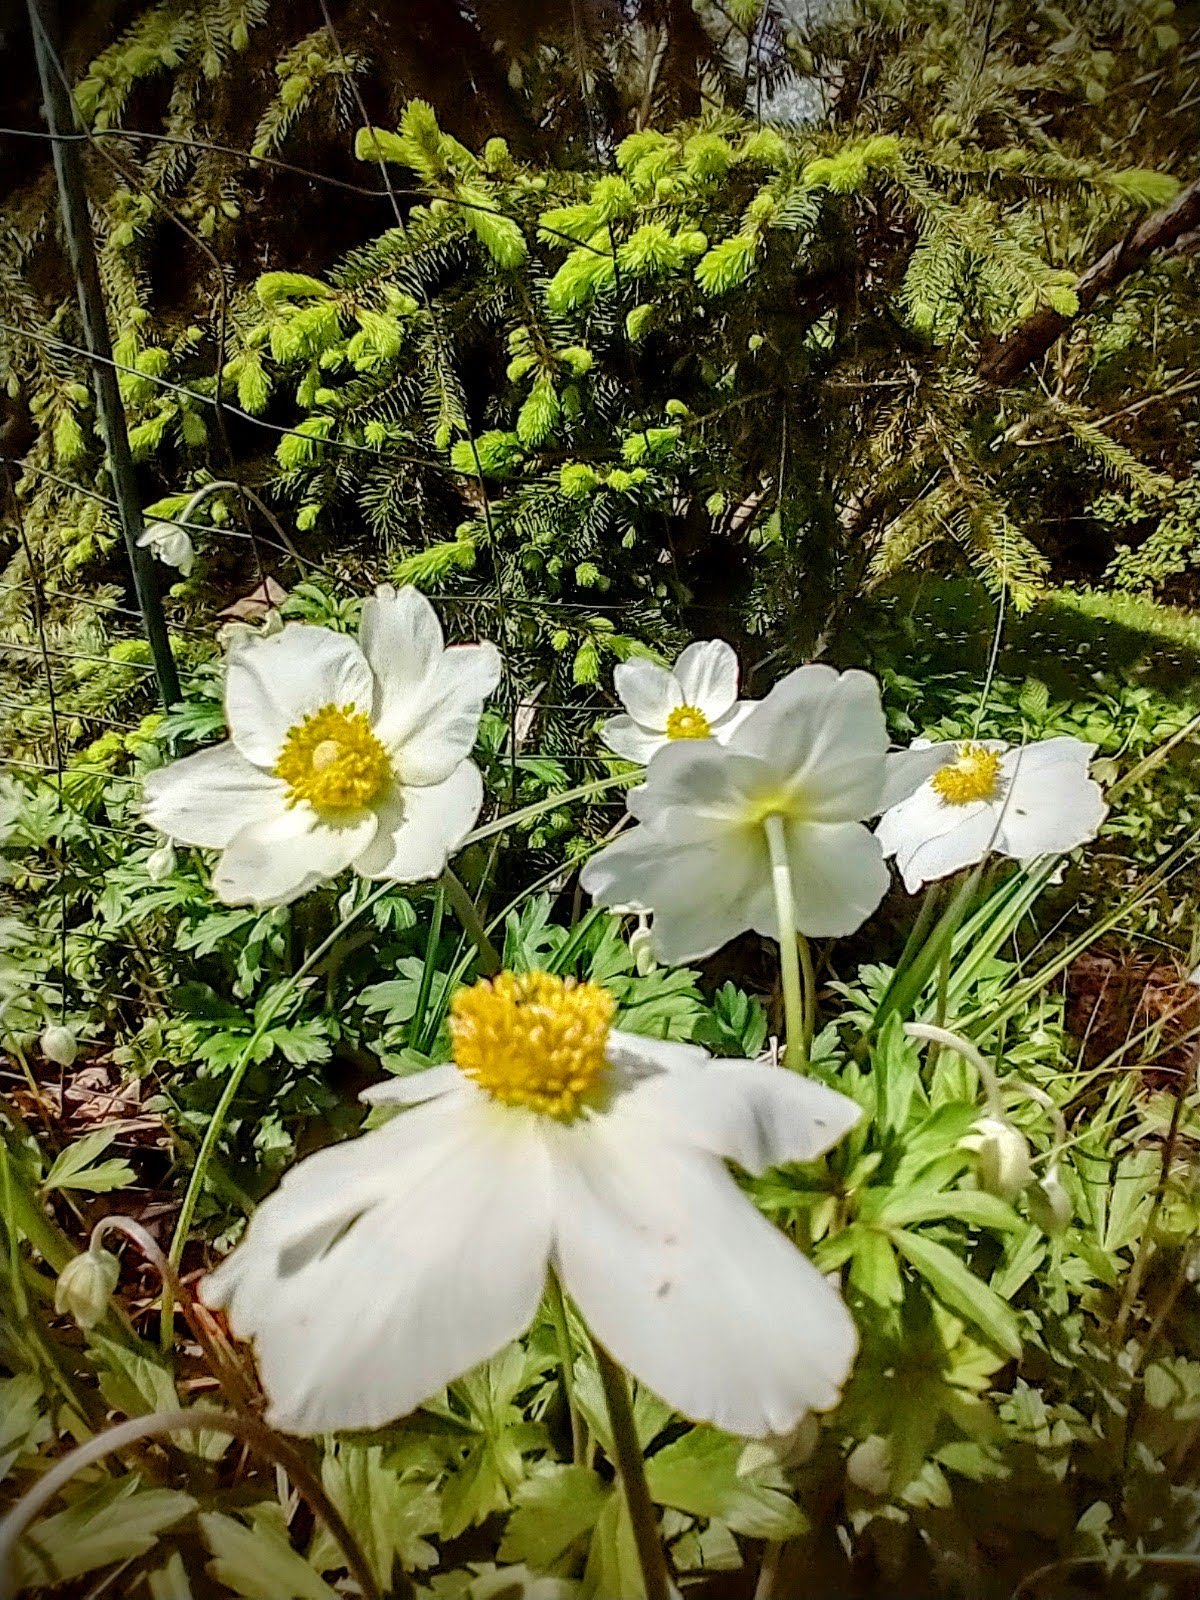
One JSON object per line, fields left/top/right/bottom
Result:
{"left": 846, "top": 1434, "right": 891, "bottom": 1494}
{"left": 137, "top": 520, "right": 195, "bottom": 577}
{"left": 962, "top": 1115, "right": 1032, "bottom": 1201}
{"left": 40, "top": 1024, "right": 78, "bottom": 1068}
{"left": 55, "top": 1248, "right": 120, "bottom": 1329}
{"left": 145, "top": 841, "right": 177, "bottom": 882}
{"left": 1028, "top": 1167, "right": 1072, "bottom": 1235}
{"left": 630, "top": 916, "right": 657, "bottom": 976}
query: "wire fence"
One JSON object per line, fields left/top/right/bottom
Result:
{"left": 8, "top": 0, "right": 1188, "bottom": 1075}
{"left": 0, "top": 1, "right": 645, "bottom": 1056}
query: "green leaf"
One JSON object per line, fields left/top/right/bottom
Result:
{"left": 891, "top": 1228, "right": 1023, "bottom": 1357}
{"left": 582, "top": 1488, "right": 645, "bottom": 1600}
{"left": 873, "top": 1189, "right": 1024, "bottom": 1232}
{"left": 848, "top": 1228, "right": 905, "bottom": 1305}
{"left": 41, "top": 1129, "right": 135, "bottom": 1195}
{"left": 499, "top": 1464, "right": 610, "bottom": 1567}
{"left": 201, "top": 1507, "right": 338, "bottom": 1600}
{"left": 645, "top": 1427, "right": 805, "bottom": 1539}
{"left": 255, "top": 271, "right": 334, "bottom": 307}
{"left": 310, "top": 1443, "right": 439, "bottom": 1583}
{"left": 16, "top": 1478, "right": 196, "bottom": 1588}
{"left": 0, "top": 1373, "right": 50, "bottom": 1480}
{"left": 146, "top": 1550, "right": 195, "bottom": 1600}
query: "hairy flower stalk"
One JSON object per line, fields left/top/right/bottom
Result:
{"left": 764, "top": 814, "right": 809, "bottom": 1070}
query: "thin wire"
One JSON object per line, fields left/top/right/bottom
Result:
{"left": 0, "top": 640, "right": 156, "bottom": 672}
{"left": 0, "top": 320, "right": 457, "bottom": 475}
{"left": 0, "top": 581, "right": 210, "bottom": 641}
{"left": 0, "top": 700, "right": 144, "bottom": 734}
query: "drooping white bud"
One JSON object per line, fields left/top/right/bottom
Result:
{"left": 137, "top": 520, "right": 195, "bottom": 576}
{"left": 846, "top": 1434, "right": 891, "bottom": 1494}
{"left": 962, "top": 1115, "right": 1032, "bottom": 1201}
{"left": 629, "top": 915, "right": 657, "bottom": 976}
{"left": 145, "top": 841, "right": 177, "bottom": 882}
{"left": 55, "top": 1248, "right": 120, "bottom": 1329}
{"left": 1028, "top": 1167, "right": 1072, "bottom": 1235}
{"left": 40, "top": 1024, "right": 78, "bottom": 1068}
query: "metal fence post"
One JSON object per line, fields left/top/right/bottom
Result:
{"left": 27, "top": 0, "right": 181, "bottom": 709}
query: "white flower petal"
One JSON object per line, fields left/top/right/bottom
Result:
{"left": 225, "top": 625, "right": 375, "bottom": 767}
{"left": 582, "top": 816, "right": 766, "bottom": 964}
{"left": 672, "top": 640, "right": 739, "bottom": 721}
{"left": 605, "top": 1031, "right": 711, "bottom": 1079}
{"left": 552, "top": 1119, "right": 857, "bottom": 1437}
{"left": 888, "top": 802, "right": 999, "bottom": 893}
{"left": 875, "top": 781, "right": 968, "bottom": 865}
{"left": 362, "top": 587, "right": 500, "bottom": 781}
{"left": 729, "top": 666, "right": 889, "bottom": 821}
{"left": 613, "top": 658, "right": 681, "bottom": 730}
{"left": 610, "top": 1042, "right": 862, "bottom": 1174}
{"left": 360, "top": 1063, "right": 462, "bottom": 1105}
{"left": 388, "top": 647, "right": 502, "bottom": 785}
{"left": 711, "top": 699, "right": 757, "bottom": 744}
{"left": 142, "top": 742, "right": 288, "bottom": 848}
{"left": 205, "top": 1094, "right": 554, "bottom": 1435}
{"left": 600, "top": 715, "right": 668, "bottom": 764}
{"left": 354, "top": 762, "right": 483, "bottom": 882}
{"left": 877, "top": 743, "right": 957, "bottom": 814}
{"left": 359, "top": 586, "right": 445, "bottom": 707}
{"left": 779, "top": 819, "right": 890, "bottom": 937}
{"left": 996, "top": 739, "right": 1107, "bottom": 859}
{"left": 624, "top": 742, "right": 771, "bottom": 829}
{"left": 213, "top": 805, "right": 378, "bottom": 907}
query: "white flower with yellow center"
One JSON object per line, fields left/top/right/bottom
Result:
{"left": 602, "top": 640, "right": 755, "bottom": 763}
{"left": 201, "top": 970, "right": 861, "bottom": 1439}
{"left": 143, "top": 586, "right": 500, "bottom": 907}
{"left": 582, "top": 664, "right": 942, "bottom": 964}
{"left": 875, "top": 735, "right": 1108, "bottom": 894}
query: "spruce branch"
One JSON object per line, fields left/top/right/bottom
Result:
{"left": 979, "top": 177, "right": 1200, "bottom": 386}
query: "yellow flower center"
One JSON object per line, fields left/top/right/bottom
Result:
{"left": 274, "top": 704, "right": 391, "bottom": 812}
{"left": 930, "top": 743, "right": 1003, "bottom": 806}
{"left": 665, "top": 703, "right": 712, "bottom": 740}
{"left": 449, "top": 971, "right": 615, "bottom": 1119}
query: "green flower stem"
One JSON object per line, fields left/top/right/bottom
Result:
{"left": 763, "top": 814, "right": 808, "bottom": 1070}
{"left": 594, "top": 1341, "right": 671, "bottom": 1600}
{"left": 547, "top": 1270, "right": 586, "bottom": 1466}
{"left": 440, "top": 867, "right": 501, "bottom": 975}
{"left": 797, "top": 931, "right": 816, "bottom": 1061}
{"left": 161, "top": 771, "right": 629, "bottom": 1351}
{"left": 161, "top": 878, "right": 394, "bottom": 1349}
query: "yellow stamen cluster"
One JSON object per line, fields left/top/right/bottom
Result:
{"left": 665, "top": 703, "right": 712, "bottom": 740}
{"left": 449, "top": 971, "right": 615, "bottom": 1119}
{"left": 274, "top": 704, "right": 391, "bottom": 812}
{"left": 930, "top": 742, "right": 1003, "bottom": 806}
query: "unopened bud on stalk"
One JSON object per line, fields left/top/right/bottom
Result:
{"left": 137, "top": 520, "right": 195, "bottom": 577}
{"left": 629, "top": 915, "right": 657, "bottom": 976}
{"left": 145, "top": 841, "right": 177, "bottom": 882}
{"left": 1028, "top": 1166, "right": 1072, "bottom": 1235}
{"left": 55, "top": 1247, "right": 120, "bottom": 1330}
{"left": 39, "top": 1024, "right": 78, "bottom": 1068}
{"left": 962, "top": 1115, "right": 1032, "bottom": 1202}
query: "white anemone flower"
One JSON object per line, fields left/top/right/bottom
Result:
{"left": 202, "top": 970, "right": 862, "bottom": 1439}
{"left": 602, "top": 640, "right": 755, "bottom": 763}
{"left": 143, "top": 586, "right": 500, "bottom": 907}
{"left": 875, "top": 736, "right": 1108, "bottom": 894}
{"left": 137, "top": 520, "right": 195, "bottom": 577}
{"left": 582, "top": 664, "right": 942, "bottom": 965}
